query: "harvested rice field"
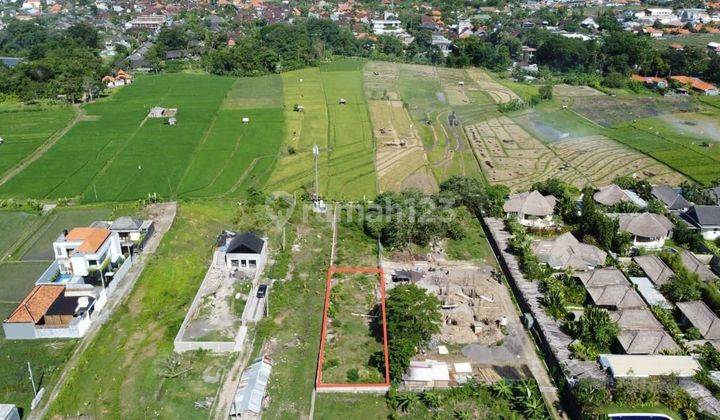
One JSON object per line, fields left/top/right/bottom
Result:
{"left": 465, "top": 116, "right": 684, "bottom": 190}
{"left": 466, "top": 68, "right": 521, "bottom": 104}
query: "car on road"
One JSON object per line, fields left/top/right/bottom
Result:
{"left": 256, "top": 284, "right": 268, "bottom": 298}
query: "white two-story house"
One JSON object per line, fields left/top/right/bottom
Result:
{"left": 53, "top": 227, "right": 122, "bottom": 282}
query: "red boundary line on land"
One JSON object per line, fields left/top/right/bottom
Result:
{"left": 315, "top": 266, "right": 391, "bottom": 388}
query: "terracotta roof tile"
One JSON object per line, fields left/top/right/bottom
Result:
{"left": 5, "top": 285, "right": 64, "bottom": 323}
{"left": 66, "top": 227, "right": 111, "bottom": 253}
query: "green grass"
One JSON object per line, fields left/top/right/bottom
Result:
{"left": 0, "top": 261, "right": 55, "bottom": 309}
{"left": 48, "top": 201, "right": 236, "bottom": 418}
{"left": 320, "top": 57, "right": 367, "bottom": 72}
{"left": 0, "top": 338, "right": 78, "bottom": 414}
{"left": 0, "top": 107, "right": 75, "bottom": 178}
{"left": 322, "top": 273, "right": 385, "bottom": 384}
{"left": 268, "top": 67, "right": 376, "bottom": 199}
{"left": 0, "top": 74, "right": 283, "bottom": 202}
{"left": 606, "top": 111, "right": 720, "bottom": 185}
{"left": 0, "top": 211, "right": 39, "bottom": 258}
{"left": 250, "top": 208, "right": 333, "bottom": 419}
{"left": 314, "top": 394, "right": 392, "bottom": 419}
{"left": 446, "top": 207, "right": 496, "bottom": 266}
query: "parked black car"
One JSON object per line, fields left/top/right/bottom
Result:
{"left": 256, "top": 284, "right": 268, "bottom": 298}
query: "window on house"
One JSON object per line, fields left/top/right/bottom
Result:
{"left": 241, "top": 260, "right": 247, "bottom": 268}
{"left": 55, "top": 246, "right": 63, "bottom": 256}
{"left": 249, "top": 260, "right": 257, "bottom": 268}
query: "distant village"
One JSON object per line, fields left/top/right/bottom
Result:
{"left": 1, "top": 0, "right": 718, "bottom": 75}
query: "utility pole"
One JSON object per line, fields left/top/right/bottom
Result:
{"left": 28, "top": 362, "right": 37, "bottom": 397}
{"left": 313, "top": 144, "right": 320, "bottom": 200}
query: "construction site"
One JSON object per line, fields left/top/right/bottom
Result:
{"left": 381, "top": 258, "right": 537, "bottom": 388}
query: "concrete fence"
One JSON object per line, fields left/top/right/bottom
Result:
{"left": 173, "top": 252, "right": 248, "bottom": 353}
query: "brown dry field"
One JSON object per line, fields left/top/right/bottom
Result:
{"left": 465, "top": 116, "right": 684, "bottom": 190}
{"left": 370, "top": 99, "right": 438, "bottom": 193}
{"left": 466, "top": 68, "right": 520, "bottom": 104}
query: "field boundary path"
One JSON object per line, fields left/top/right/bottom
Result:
{"left": 309, "top": 203, "right": 338, "bottom": 420}
{"left": 0, "top": 105, "right": 83, "bottom": 189}
{"left": 29, "top": 201, "right": 178, "bottom": 420}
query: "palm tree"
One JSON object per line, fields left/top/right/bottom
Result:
{"left": 395, "top": 392, "right": 420, "bottom": 413}
{"left": 493, "top": 378, "right": 514, "bottom": 400}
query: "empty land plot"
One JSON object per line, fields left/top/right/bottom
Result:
{"left": 320, "top": 271, "right": 386, "bottom": 385}
{"left": 570, "top": 95, "right": 692, "bottom": 127}
{"left": 0, "top": 107, "right": 75, "bottom": 178}
{"left": 466, "top": 68, "right": 520, "bottom": 104}
{"left": 0, "top": 74, "right": 237, "bottom": 202}
{"left": 606, "top": 114, "right": 720, "bottom": 185}
{"left": 177, "top": 76, "right": 284, "bottom": 198}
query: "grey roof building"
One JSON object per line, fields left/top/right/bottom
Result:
{"left": 575, "top": 268, "right": 645, "bottom": 310}
{"left": 594, "top": 184, "right": 647, "bottom": 208}
{"left": 652, "top": 185, "right": 692, "bottom": 211}
{"left": 682, "top": 205, "right": 720, "bottom": 240}
{"left": 531, "top": 232, "right": 606, "bottom": 270}
{"left": 677, "top": 300, "right": 720, "bottom": 340}
{"left": 680, "top": 250, "right": 717, "bottom": 282}
{"left": 230, "top": 356, "right": 272, "bottom": 415}
{"left": 611, "top": 308, "right": 680, "bottom": 354}
{"left": 634, "top": 255, "right": 674, "bottom": 286}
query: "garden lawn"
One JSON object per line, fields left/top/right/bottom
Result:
{"left": 48, "top": 202, "right": 235, "bottom": 418}
{"left": 0, "top": 107, "right": 75, "bottom": 178}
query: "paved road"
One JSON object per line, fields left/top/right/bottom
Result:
{"left": 29, "top": 202, "right": 178, "bottom": 420}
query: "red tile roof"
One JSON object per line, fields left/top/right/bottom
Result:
{"left": 6, "top": 285, "right": 64, "bottom": 323}
{"left": 66, "top": 227, "right": 111, "bottom": 253}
